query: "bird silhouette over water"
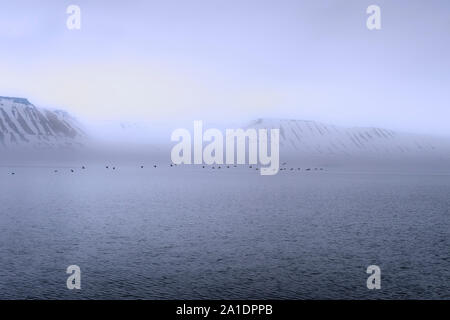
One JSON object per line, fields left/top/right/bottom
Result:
{"left": 141, "top": 166, "right": 144, "bottom": 169}
{"left": 153, "top": 165, "right": 157, "bottom": 168}
{"left": 82, "top": 166, "right": 86, "bottom": 170}
{"left": 71, "top": 169, "right": 74, "bottom": 173}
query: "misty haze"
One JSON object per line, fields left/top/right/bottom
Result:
{"left": 0, "top": 0, "right": 449, "bottom": 301}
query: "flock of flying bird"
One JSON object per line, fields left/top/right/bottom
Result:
{"left": 8, "top": 163, "right": 324, "bottom": 175}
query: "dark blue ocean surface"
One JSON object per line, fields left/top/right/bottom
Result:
{"left": 0, "top": 166, "right": 449, "bottom": 299}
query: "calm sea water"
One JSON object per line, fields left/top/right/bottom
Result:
{"left": 0, "top": 165, "right": 449, "bottom": 299}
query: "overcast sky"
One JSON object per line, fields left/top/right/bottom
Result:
{"left": 0, "top": 0, "right": 449, "bottom": 135}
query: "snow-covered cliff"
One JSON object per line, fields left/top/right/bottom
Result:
{"left": 0, "top": 96, "right": 85, "bottom": 149}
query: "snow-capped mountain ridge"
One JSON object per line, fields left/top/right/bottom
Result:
{"left": 247, "top": 118, "right": 450, "bottom": 158}
{"left": 2, "top": 95, "right": 449, "bottom": 162}
{"left": 0, "top": 96, "right": 85, "bottom": 148}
